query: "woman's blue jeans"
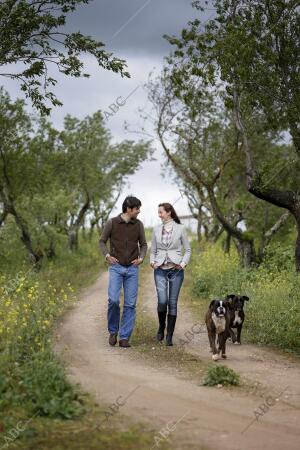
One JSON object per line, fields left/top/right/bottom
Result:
{"left": 107, "top": 263, "right": 139, "bottom": 340}
{"left": 154, "top": 267, "right": 184, "bottom": 316}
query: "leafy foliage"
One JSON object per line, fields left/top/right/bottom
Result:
{"left": 0, "top": 0, "right": 130, "bottom": 114}
{"left": 203, "top": 365, "right": 240, "bottom": 386}
{"left": 0, "top": 88, "right": 152, "bottom": 262}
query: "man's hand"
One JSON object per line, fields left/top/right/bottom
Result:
{"left": 106, "top": 255, "right": 119, "bottom": 265}
{"left": 150, "top": 262, "right": 159, "bottom": 269}
{"left": 131, "top": 258, "right": 143, "bottom": 266}
{"left": 174, "top": 264, "right": 184, "bottom": 270}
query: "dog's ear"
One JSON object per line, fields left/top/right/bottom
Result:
{"left": 209, "top": 300, "right": 216, "bottom": 311}
{"left": 242, "top": 295, "right": 249, "bottom": 301}
{"left": 225, "top": 295, "right": 235, "bottom": 308}
{"left": 224, "top": 299, "right": 233, "bottom": 310}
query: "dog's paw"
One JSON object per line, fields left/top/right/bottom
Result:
{"left": 212, "top": 354, "right": 219, "bottom": 361}
{"left": 234, "top": 341, "right": 241, "bottom": 345}
{"left": 221, "top": 354, "right": 227, "bottom": 359}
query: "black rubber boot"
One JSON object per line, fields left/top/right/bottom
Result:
{"left": 166, "top": 314, "right": 177, "bottom": 346}
{"left": 156, "top": 310, "right": 167, "bottom": 341}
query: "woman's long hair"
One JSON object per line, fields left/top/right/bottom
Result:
{"left": 158, "top": 202, "right": 181, "bottom": 224}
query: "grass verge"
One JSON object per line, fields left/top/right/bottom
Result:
{"left": 187, "top": 240, "right": 300, "bottom": 355}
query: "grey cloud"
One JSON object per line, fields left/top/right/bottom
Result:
{"left": 65, "top": 0, "right": 207, "bottom": 56}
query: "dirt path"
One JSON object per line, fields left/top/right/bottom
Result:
{"left": 54, "top": 267, "right": 300, "bottom": 450}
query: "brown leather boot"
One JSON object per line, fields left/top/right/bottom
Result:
{"left": 119, "top": 339, "right": 131, "bottom": 348}
{"left": 109, "top": 333, "right": 118, "bottom": 346}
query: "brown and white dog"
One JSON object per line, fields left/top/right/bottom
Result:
{"left": 205, "top": 299, "right": 231, "bottom": 361}
{"left": 225, "top": 294, "right": 249, "bottom": 345}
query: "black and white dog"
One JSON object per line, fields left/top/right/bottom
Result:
{"left": 205, "top": 299, "right": 231, "bottom": 361}
{"left": 225, "top": 294, "right": 249, "bottom": 345}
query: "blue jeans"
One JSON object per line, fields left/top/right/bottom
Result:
{"left": 107, "top": 263, "right": 139, "bottom": 340}
{"left": 154, "top": 267, "right": 184, "bottom": 316}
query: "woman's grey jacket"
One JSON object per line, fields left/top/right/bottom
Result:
{"left": 150, "top": 222, "right": 191, "bottom": 267}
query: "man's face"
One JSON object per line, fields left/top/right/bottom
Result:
{"left": 127, "top": 206, "right": 140, "bottom": 219}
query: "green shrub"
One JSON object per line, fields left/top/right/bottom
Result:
{"left": 0, "top": 232, "right": 103, "bottom": 418}
{"left": 203, "top": 365, "right": 240, "bottom": 386}
{"left": 16, "top": 351, "right": 85, "bottom": 418}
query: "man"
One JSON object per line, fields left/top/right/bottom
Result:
{"left": 99, "top": 196, "right": 148, "bottom": 348}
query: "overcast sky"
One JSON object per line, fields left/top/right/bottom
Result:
{"left": 3, "top": 0, "right": 215, "bottom": 227}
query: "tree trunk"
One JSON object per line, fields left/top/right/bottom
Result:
{"left": 207, "top": 185, "right": 256, "bottom": 267}
{"left": 89, "top": 221, "right": 96, "bottom": 240}
{"left": 0, "top": 205, "right": 8, "bottom": 227}
{"left": 295, "top": 214, "right": 300, "bottom": 272}
{"left": 203, "top": 224, "right": 209, "bottom": 240}
{"left": 233, "top": 237, "right": 256, "bottom": 268}
{"left": 212, "top": 225, "right": 223, "bottom": 243}
{"left": 5, "top": 200, "right": 42, "bottom": 265}
{"left": 68, "top": 229, "right": 78, "bottom": 251}
{"left": 0, "top": 153, "right": 42, "bottom": 265}
{"left": 233, "top": 86, "right": 300, "bottom": 272}
{"left": 196, "top": 218, "right": 202, "bottom": 242}
{"left": 258, "top": 211, "right": 290, "bottom": 263}
{"left": 46, "top": 239, "right": 56, "bottom": 259}
{"left": 223, "top": 231, "right": 231, "bottom": 254}
{"left": 68, "top": 193, "right": 90, "bottom": 251}
{"left": 81, "top": 223, "right": 86, "bottom": 239}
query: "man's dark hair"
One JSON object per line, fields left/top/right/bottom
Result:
{"left": 122, "top": 196, "right": 142, "bottom": 213}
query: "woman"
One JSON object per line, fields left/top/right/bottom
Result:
{"left": 150, "top": 203, "right": 191, "bottom": 346}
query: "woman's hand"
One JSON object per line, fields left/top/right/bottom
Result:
{"left": 150, "top": 262, "right": 159, "bottom": 269}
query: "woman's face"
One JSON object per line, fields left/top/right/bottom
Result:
{"left": 158, "top": 206, "right": 171, "bottom": 221}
